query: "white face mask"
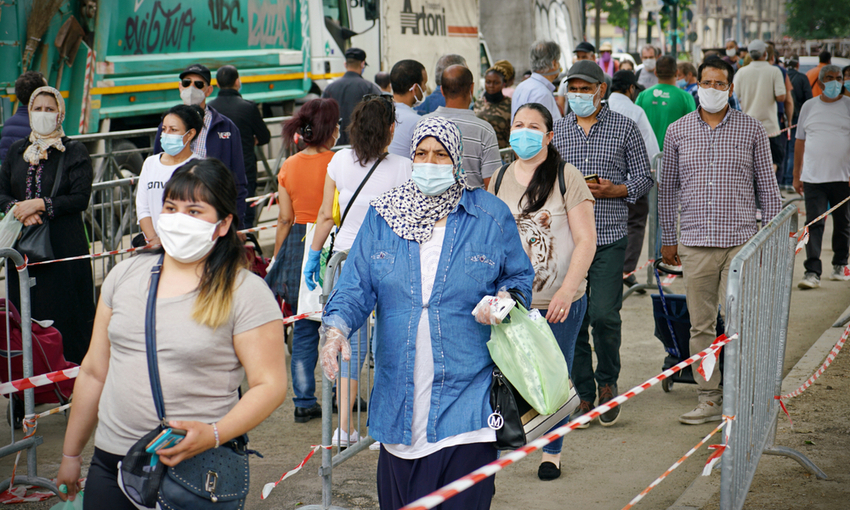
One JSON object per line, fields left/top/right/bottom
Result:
{"left": 643, "top": 58, "right": 656, "bottom": 71}
{"left": 180, "top": 86, "right": 206, "bottom": 106}
{"left": 698, "top": 86, "right": 729, "bottom": 113}
{"left": 31, "top": 112, "right": 59, "bottom": 136}
{"left": 410, "top": 83, "right": 425, "bottom": 108}
{"left": 726, "top": 48, "right": 737, "bottom": 58}
{"left": 157, "top": 212, "right": 221, "bottom": 263}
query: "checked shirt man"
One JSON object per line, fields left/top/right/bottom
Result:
{"left": 660, "top": 59, "right": 781, "bottom": 424}
{"left": 553, "top": 61, "right": 653, "bottom": 427}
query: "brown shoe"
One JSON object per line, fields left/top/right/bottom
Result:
{"left": 574, "top": 399, "right": 594, "bottom": 429}
{"left": 598, "top": 384, "right": 621, "bottom": 427}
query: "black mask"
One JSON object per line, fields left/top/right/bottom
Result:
{"left": 484, "top": 91, "right": 504, "bottom": 104}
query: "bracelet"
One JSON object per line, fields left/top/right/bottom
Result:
{"left": 63, "top": 453, "right": 81, "bottom": 459}
{"left": 212, "top": 422, "right": 220, "bottom": 449}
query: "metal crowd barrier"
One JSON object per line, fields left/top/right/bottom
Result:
{"left": 721, "top": 205, "right": 826, "bottom": 510}
{"left": 304, "top": 250, "right": 374, "bottom": 510}
{"left": 623, "top": 152, "right": 662, "bottom": 300}
{"left": 0, "top": 249, "right": 57, "bottom": 496}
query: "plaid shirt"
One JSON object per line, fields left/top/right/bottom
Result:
{"left": 659, "top": 108, "right": 781, "bottom": 248}
{"left": 190, "top": 107, "right": 213, "bottom": 158}
{"left": 553, "top": 104, "right": 653, "bottom": 245}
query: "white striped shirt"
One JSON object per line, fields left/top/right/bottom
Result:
{"left": 424, "top": 107, "right": 502, "bottom": 188}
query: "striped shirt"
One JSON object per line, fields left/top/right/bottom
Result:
{"left": 553, "top": 104, "right": 654, "bottom": 245}
{"left": 425, "top": 107, "right": 502, "bottom": 188}
{"left": 190, "top": 107, "right": 213, "bottom": 158}
{"left": 659, "top": 107, "right": 781, "bottom": 248}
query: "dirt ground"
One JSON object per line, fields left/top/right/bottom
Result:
{"left": 1, "top": 206, "right": 848, "bottom": 510}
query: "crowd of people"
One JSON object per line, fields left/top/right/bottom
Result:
{"left": 0, "top": 32, "right": 847, "bottom": 510}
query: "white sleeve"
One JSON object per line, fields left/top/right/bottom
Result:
{"left": 637, "top": 110, "right": 660, "bottom": 160}
{"left": 795, "top": 103, "right": 809, "bottom": 140}
{"left": 135, "top": 160, "right": 152, "bottom": 221}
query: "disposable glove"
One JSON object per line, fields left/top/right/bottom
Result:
{"left": 472, "top": 290, "right": 513, "bottom": 325}
{"left": 319, "top": 325, "right": 351, "bottom": 380}
{"left": 303, "top": 248, "right": 323, "bottom": 291}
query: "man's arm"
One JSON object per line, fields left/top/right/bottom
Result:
{"left": 659, "top": 128, "right": 681, "bottom": 264}
{"left": 753, "top": 124, "right": 781, "bottom": 221}
{"left": 621, "top": 121, "right": 653, "bottom": 203}
{"left": 774, "top": 69, "right": 787, "bottom": 103}
{"left": 479, "top": 126, "right": 502, "bottom": 189}
{"left": 792, "top": 139, "right": 806, "bottom": 195}
{"left": 251, "top": 103, "right": 271, "bottom": 146}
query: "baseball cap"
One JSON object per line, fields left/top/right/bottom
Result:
{"left": 574, "top": 41, "right": 596, "bottom": 54}
{"left": 612, "top": 70, "right": 637, "bottom": 89}
{"left": 567, "top": 60, "right": 605, "bottom": 84}
{"left": 748, "top": 39, "right": 766, "bottom": 54}
{"left": 345, "top": 47, "right": 367, "bottom": 63}
{"left": 179, "top": 64, "right": 211, "bottom": 84}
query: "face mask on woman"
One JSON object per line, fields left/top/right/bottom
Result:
{"left": 509, "top": 128, "right": 545, "bottom": 160}
{"left": 161, "top": 132, "right": 188, "bottom": 156}
{"left": 31, "top": 112, "right": 59, "bottom": 136}
{"left": 568, "top": 87, "right": 600, "bottom": 118}
{"left": 726, "top": 49, "right": 737, "bottom": 58}
{"left": 411, "top": 163, "right": 456, "bottom": 196}
{"left": 157, "top": 212, "right": 220, "bottom": 263}
{"left": 697, "top": 87, "right": 729, "bottom": 113}
{"left": 822, "top": 80, "right": 843, "bottom": 99}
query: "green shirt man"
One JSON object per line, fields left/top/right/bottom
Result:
{"left": 636, "top": 83, "right": 697, "bottom": 150}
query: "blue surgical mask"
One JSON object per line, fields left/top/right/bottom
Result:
{"left": 161, "top": 132, "right": 188, "bottom": 156}
{"left": 845, "top": 82, "right": 850, "bottom": 93}
{"left": 676, "top": 78, "right": 688, "bottom": 89}
{"left": 509, "top": 128, "right": 546, "bottom": 160}
{"left": 411, "top": 163, "right": 456, "bottom": 196}
{"left": 823, "top": 80, "right": 843, "bottom": 99}
{"left": 568, "top": 88, "right": 600, "bottom": 118}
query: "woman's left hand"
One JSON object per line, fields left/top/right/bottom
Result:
{"left": 14, "top": 199, "right": 45, "bottom": 221}
{"left": 20, "top": 213, "right": 42, "bottom": 227}
{"left": 156, "top": 420, "right": 217, "bottom": 467}
{"left": 545, "top": 287, "right": 575, "bottom": 324}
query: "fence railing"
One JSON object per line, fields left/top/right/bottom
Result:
{"left": 721, "top": 205, "right": 826, "bottom": 510}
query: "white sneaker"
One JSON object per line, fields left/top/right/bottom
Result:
{"left": 679, "top": 401, "right": 723, "bottom": 425}
{"left": 369, "top": 441, "right": 381, "bottom": 451}
{"left": 830, "top": 265, "right": 850, "bottom": 281}
{"left": 331, "top": 427, "right": 360, "bottom": 447}
{"left": 798, "top": 272, "right": 820, "bottom": 289}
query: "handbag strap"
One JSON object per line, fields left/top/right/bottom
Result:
{"left": 145, "top": 254, "right": 167, "bottom": 421}
{"left": 338, "top": 152, "right": 386, "bottom": 230}
{"left": 48, "top": 150, "right": 66, "bottom": 198}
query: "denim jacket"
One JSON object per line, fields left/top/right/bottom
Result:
{"left": 323, "top": 188, "right": 534, "bottom": 445}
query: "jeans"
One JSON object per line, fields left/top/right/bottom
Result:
{"left": 803, "top": 182, "right": 850, "bottom": 276}
{"left": 781, "top": 127, "right": 796, "bottom": 187}
{"left": 541, "top": 294, "right": 587, "bottom": 455}
{"left": 291, "top": 318, "right": 322, "bottom": 408}
{"left": 573, "top": 236, "right": 627, "bottom": 403}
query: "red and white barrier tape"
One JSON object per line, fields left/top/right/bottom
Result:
{"left": 778, "top": 322, "right": 849, "bottom": 402}
{"left": 767, "top": 124, "right": 796, "bottom": 138}
{"left": 7, "top": 402, "right": 73, "bottom": 498}
{"left": 282, "top": 311, "right": 321, "bottom": 325}
{"left": 623, "top": 259, "right": 655, "bottom": 279}
{"left": 792, "top": 195, "right": 850, "bottom": 240}
{"left": 261, "top": 444, "right": 330, "bottom": 500}
{"left": 0, "top": 367, "right": 79, "bottom": 396}
{"left": 0, "top": 485, "right": 55, "bottom": 504}
{"left": 621, "top": 416, "right": 733, "bottom": 510}
{"left": 246, "top": 191, "right": 278, "bottom": 204}
{"left": 399, "top": 333, "right": 737, "bottom": 510}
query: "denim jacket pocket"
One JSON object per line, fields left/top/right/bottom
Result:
{"left": 371, "top": 241, "right": 397, "bottom": 280}
{"left": 463, "top": 244, "right": 499, "bottom": 284}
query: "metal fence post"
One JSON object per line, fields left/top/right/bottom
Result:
{"left": 624, "top": 152, "right": 662, "bottom": 299}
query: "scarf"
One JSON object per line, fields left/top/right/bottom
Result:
{"left": 23, "top": 86, "right": 66, "bottom": 166}
{"left": 484, "top": 91, "right": 505, "bottom": 104}
{"left": 371, "top": 116, "right": 474, "bottom": 243}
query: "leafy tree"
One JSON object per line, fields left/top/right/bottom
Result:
{"left": 786, "top": 0, "right": 850, "bottom": 39}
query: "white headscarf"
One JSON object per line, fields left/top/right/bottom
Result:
{"left": 23, "top": 86, "right": 66, "bottom": 166}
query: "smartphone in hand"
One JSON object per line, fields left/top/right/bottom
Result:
{"left": 584, "top": 174, "right": 600, "bottom": 184}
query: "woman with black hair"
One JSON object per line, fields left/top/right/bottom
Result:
{"left": 136, "top": 104, "right": 204, "bottom": 245}
{"left": 56, "top": 158, "right": 287, "bottom": 508}
{"left": 489, "top": 102, "right": 596, "bottom": 481}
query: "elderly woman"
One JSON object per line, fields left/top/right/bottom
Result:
{"left": 320, "top": 117, "right": 534, "bottom": 510}
{"left": 0, "top": 86, "right": 94, "bottom": 364}
{"left": 474, "top": 61, "right": 514, "bottom": 149}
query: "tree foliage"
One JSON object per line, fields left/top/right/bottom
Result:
{"left": 588, "top": 0, "right": 631, "bottom": 32}
{"left": 786, "top": 0, "right": 850, "bottom": 39}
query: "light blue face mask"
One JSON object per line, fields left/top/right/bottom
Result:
{"left": 567, "top": 88, "right": 600, "bottom": 118}
{"left": 509, "top": 128, "right": 546, "bottom": 160}
{"left": 161, "top": 132, "right": 188, "bottom": 156}
{"left": 822, "top": 80, "right": 843, "bottom": 99}
{"left": 845, "top": 82, "right": 850, "bottom": 93}
{"left": 676, "top": 78, "right": 688, "bottom": 89}
{"left": 411, "top": 163, "right": 456, "bottom": 196}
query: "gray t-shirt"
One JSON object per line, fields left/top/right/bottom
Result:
{"left": 796, "top": 95, "right": 850, "bottom": 183}
{"left": 95, "top": 254, "right": 282, "bottom": 455}
{"left": 424, "top": 106, "right": 502, "bottom": 188}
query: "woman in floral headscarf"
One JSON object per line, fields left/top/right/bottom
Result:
{"left": 320, "top": 116, "right": 534, "bottom": 510}
{"left": 0, "top": 86, "right": 95, "bottom": 364}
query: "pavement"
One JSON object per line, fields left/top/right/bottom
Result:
{"left": 0, "top": 203, "right": 848, "bottom": 510}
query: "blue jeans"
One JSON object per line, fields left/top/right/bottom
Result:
{"left": 541, "top": 294, "right": 587, "bottom": 455}
{"left": 291, "top": 319, "right": 321, "bottom": 408}
{"left": 782, "top": 127, "right": 796, "bottom": 187}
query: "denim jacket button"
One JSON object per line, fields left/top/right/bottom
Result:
{"left": 422, "top": 303, "right": 429, "bottom": 309}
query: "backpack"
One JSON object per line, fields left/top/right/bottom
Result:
{"left": 493, "top": 161, "right": 567, "bottom": 197}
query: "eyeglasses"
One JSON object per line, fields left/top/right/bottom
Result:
{"left": 181, "top": 79, "right": 206, "bottom": 89}
{"left": 698, "top": 81, "right": 731, "bottom": 91}
{"left": 362, "top": 94, "right": 396, "bottom": 124}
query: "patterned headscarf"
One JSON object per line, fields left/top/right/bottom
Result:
{"left": 371, "top": 116, "right": 474, "bottom": 243}
{"left": 24, "top": 86, "right": 66, "bottom": 165}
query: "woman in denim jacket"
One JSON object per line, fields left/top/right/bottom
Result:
{"left": 321, "top": 117, "right": 534, "bottom": 510}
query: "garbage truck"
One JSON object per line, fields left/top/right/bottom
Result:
{"left": 0, "top": 0, "right": 485, "bottom": 142}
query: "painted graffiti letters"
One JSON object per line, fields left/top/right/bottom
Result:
{"left": 125, "top": 1, "right": 196, "bottom": 54}
{"left": 248, "top": 0, "right": 296, "bottom": 48}
{"left": 209, "top": 0, "right": 242, "bottom": 34}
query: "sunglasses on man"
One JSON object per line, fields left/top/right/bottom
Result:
{"left": 181, "top": 78, "right": 207, "bottom": 90}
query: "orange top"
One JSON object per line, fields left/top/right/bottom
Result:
{"left": 278, "top": 151, "right": 334, "bottom": 224}
{"left": 807, "top": 64, "right": 825, "bottom": 97}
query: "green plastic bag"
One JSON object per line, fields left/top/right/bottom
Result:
{"left": 487, "top": 305, "right": 573, "bottom": 415}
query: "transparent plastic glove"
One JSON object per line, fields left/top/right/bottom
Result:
{"left": 472, "top": 289, "right": 515, "bottom": 325}
{"left": 319, "top": 325, "right": 351, "bottom": 380}
{"left": 303, "top": 248, "right": 323, "bottom": 291}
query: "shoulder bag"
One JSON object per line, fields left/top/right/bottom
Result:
{"left": 118, "top": 255, "right": 252, "bottom": 509}
{"left": 15, "top": 150, "right": 66, "bottom": 262}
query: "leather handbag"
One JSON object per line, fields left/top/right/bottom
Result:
{"left": 117, "top": 254, "right": 252, "bottom": 509}
{"left": 16, "top": 151, "right": 65, "bottom": 262}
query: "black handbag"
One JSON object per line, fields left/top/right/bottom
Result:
{"left": 15, "top": 151, "right": 65, "bottom": 262}
{"left": 117, "top": 254, "right": 252, "bottom": 509}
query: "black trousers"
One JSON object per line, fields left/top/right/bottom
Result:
{"left": 83, "top": 448, "right": 138, "bottom": 510}
{"left": 377, "top": 443, "right": 497, "bottom": 510}
{"left": 624, "top": 193, "right": 649, "bottom": 273}
{"left": 803, "top": 182, "right": 850, "bottom": 276}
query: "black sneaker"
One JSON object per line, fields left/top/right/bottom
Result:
{"left": 598, "top": 384, "right": 621, "bottom": 427}
{"left": 537, "top": 461, "right": 561, "bottom": 481}
{"left": 573, "top": 399, "right": 594, "bottom": 429}
{"left": 294, "top": 403, "right": 323, "bottom": 423}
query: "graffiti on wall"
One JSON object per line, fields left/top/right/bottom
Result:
{"left": 248, "top": 0, "right": 296, "bottom": 48}
{"left": 125, "top": 1, "right": 197, "bottom": 54}
{"left": 209, "top": 0, "right": 243, "bottom": 34}
{"left": 534, "top": 0, "right": 575, "bottom": 70}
